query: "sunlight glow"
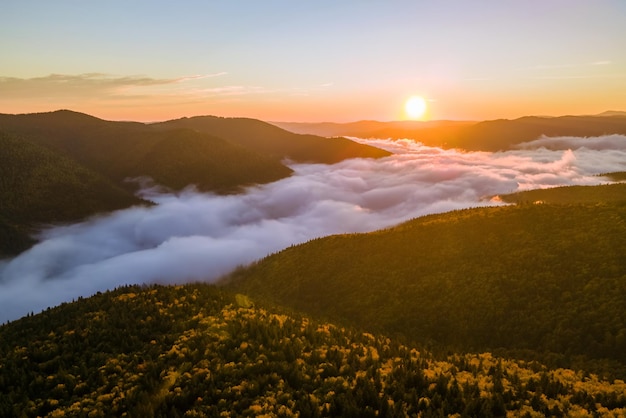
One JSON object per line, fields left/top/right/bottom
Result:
{"left": 405, "top": 96, "right": 427, "bottom": 120}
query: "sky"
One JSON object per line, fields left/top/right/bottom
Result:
{"left": 1, "top": 1, "right": 626, "bottom": 122}
{"left": 2, "top": 134, "right": 626, "bottom": 322}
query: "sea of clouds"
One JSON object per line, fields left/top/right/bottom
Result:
{"left": 1, "top": 135, "right": 626, "bottom": 323}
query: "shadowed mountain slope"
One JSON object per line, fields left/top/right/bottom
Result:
{"left": 0, "top": 110, "right": 390, "bottom": 255}
{"left": 155, "top": 115, "right": 392, "bottom": 163}
{"left": 0, "top": 110, "right": 293, "bottom": 193}
{"left": 225, "top": 187, "right": 626, "bottom": 375}
{"left": 0, "top": 131, "right": 144, "bottom": 255}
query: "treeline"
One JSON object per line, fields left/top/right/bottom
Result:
{"left": 499, "top": 181, "right": 626, "bottom": 205}
{"left": 1, "top": 284, "right": 625, "bottom": 417}
{"left": 225, "top": 198, "right": 626, "bottom": 378}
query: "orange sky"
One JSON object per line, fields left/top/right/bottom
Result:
{"left": 2, "top": 1, "right": 625, "bottom": 122}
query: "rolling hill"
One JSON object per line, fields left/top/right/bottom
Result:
{"left": 1, "top": 284, "right": 624, "bottom": 417}
{"left": 274, "top": 114, "right": 626, "bottom": 151}
{"left": 225, "top": 185, "right": 626, "bottom": 377}
{"left": 0, "top": 110, "right": 293, "bottom": 192}
{"left": 154, "top": 115, "right": 392, "bottom": 163}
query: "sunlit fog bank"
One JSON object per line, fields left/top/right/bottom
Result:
{"left": 2, "top": 136, "right": 626, "bottom": 323}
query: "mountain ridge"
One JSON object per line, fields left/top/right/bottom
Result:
{"left": 272, "top": 113, "right": 626, "bottom": 151}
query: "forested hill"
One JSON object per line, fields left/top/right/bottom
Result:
{"left": 274, "top": 114, "right": 626, "bottom": 151}
{"left": 1, "top": 284, "right": 625, "bottom": 417}
{"left": 0, "top": 110, "right": 387, "bottom": 256}
{"left": 0, "top": 110, "right": 293, "bottom": 193}
{"left": 154, "top": 115, "right": 391, "bottom": 163}
{"left": 0, "top": 131, "right": 144, "bottom": 255}
{"left": 0, "top": 111, "right": 288, "bottom": 256}
{"left": 225, "top": 185, "right": 626, "bottom": 377}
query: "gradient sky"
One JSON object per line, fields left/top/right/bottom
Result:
{"left": 2, "top": 1, "right": 625, "bottom": 122}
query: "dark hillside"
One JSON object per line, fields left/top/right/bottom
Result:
{"left": 0, "top": 110, "right": 296, "bottom": 255}
{"left": 1, "top": 284, "right": 624, "bottom": 416}
{"left": 0, "top": 110, "right": 292, "bottom": 192}
{"left": 155, "top": 115, "right": 392, "bottom": 163}
{"left": 0, "top": 131, "right": 144, "bottom": 255}
{"left": 131, "top": 129, "right": 293, "bottom": 192}
{"left": 226, "top": 197, "right": 626, "bottom": 374}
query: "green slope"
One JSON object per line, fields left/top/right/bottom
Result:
{"left": 1, "top": 284, "right": 624, "bottom": 417}
{"left": 125, "top": 129, "right": 292, "bottom": 193}
{"left": 0, "top": 131, "right": 144, "bottom": 255}
{"left": 0, "top": 110, "right": 296, "bottom": 254}
{"left": 499, "top": 182, "right": 626, "bottom": 205}
{"left": 0, "top": 110, "right": 293, "bottom": 192}
{"left": 225, "top": 195, "right": 626, "bottom": 372}
{"left": 155, "top": 115, "right": 392, "bottom": 163}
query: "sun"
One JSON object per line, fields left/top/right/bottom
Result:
{"left": 405, "top": 96, "right": 427, "bottom": 120}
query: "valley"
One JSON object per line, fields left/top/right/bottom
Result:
{"left": 2, "top": 110, "right": 626, "bottom": 416}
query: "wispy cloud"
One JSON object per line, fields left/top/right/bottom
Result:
{"left": 0, "top": 73, "right": 229, "bottom": 99}
{"left": 532, "top": 74, "right": 626, "bottom": 80}
{"left": 197, "top": 85, "right": 268, "bottom": 97}
{"left": 521, "top": 60, "right": 612, "bottom": 71}
{"left": 174, "top": 72, "right": 228, "bottom": 82}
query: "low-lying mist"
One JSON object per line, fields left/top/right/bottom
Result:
{"left": 2, "top": 136, "right": 626, "bottom": 323}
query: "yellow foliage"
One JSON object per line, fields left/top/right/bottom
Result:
{"left": 114, "top": 293, "right": 137, "bottom": 302}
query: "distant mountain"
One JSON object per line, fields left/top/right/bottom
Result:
{"left": 274, "top": 114, "right": 626, "bottom": 151}
{"left": 225, "top": 184, "right": 626, "bottom": 376}
{"left": 0, "top": 131, "right": 144, "bottom": 255}
{"left": 442, "top": 115, "right": 626, "bottom": 151}
{"left": 596, "top": 110, "right": 626, "bottom": 117}
{"left": 272, "top": 119, "right": 474, "bottom": 141}
{"left": 155, "top": 115, "right": 392, "bottom": 163}
{"left": 2, "top": 283, "right": 625, "bottom": 416}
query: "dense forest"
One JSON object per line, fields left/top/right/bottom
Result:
{"left": 225, "top": 186, "right": 626, "bottom": 379}
{"left": 0, "top": 131, "right": 145, "bottom": 255}
{"left": 155, "top": 116, "right": 391, "bottom": 163}
{"left": 1, "top": 284, "right": 625, "bottom": 417}
{"left": 0, "top": 110, "right": 387, "bottom": 256}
